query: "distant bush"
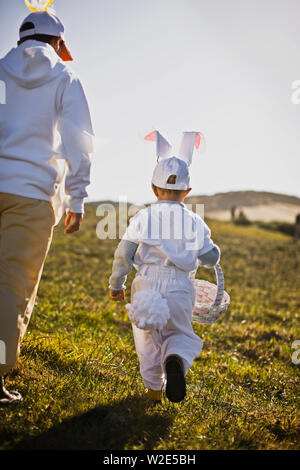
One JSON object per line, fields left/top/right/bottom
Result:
{"left": 234, "top": 210, "right": 252, "bottom": 226}
{"left": 255, "top": 220, "right": 294, "bottom": 236}
{"left": 232, "top": 211, "right": 295, "bottom": 236}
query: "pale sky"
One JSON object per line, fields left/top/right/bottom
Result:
{"left": 1, "top": 0, "right": 300, "bottom": 204}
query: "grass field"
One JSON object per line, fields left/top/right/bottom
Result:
{"left": 0, "top": 204, "right": 299, "bottom": 450}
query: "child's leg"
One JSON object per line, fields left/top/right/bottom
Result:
{"left": 132, "top": 324, "right": 164, "bottom": 391}
{"left": 130, "top": 275, "right": 164, "bottom": 392}
{"left": 160, "top": 276, "right": 203, "bottom": 377}
{"left": 159, "top": 277, "right": 202, "bottom": 402}
{"left": 161, "top": 330, "right": 203, "bottom": 376}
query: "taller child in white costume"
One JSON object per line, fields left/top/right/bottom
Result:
{"left": 109, "top": 131, "right": 220, "bottom": 403}
{"left": 0, "top": 8, "right": 93, "bottom": 405}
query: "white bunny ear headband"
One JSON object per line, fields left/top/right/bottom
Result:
{"left": 144, "top": 130, "right": 205, "bottom": 166}
{"left": 24, "top": 0, "right": 55, "bottom": 13}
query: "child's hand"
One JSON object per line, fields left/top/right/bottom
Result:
{"left": 109, "top": 289, "right": 125, "bottom": 301}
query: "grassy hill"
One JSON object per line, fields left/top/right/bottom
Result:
{"left": 90, "top": 191, "right": 300, "bottom": 223}
{"left": 186, "top": 190, "right": 300, "bottom": 211}
{"left": 185, "top": 191, "right": 300, "bottom": 223}
{"left": 0, "top": 205, "right": 299, "bottom": 450}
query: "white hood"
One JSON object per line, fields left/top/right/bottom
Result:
{"left": 0, "top": 40, "right": 66, "bottom": 89}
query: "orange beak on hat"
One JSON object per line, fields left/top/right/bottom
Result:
{"left": 59, "top": 39, "right": 73, "bottom": 62}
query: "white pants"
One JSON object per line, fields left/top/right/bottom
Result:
{"left": 131, "top": 265, "right": 203, "bottom": 391}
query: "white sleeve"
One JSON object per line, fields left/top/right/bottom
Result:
{"left": 58, "top": 74, "right": 94, "bottom": 213}
{"left": 122, "top": 211, "right": 143, "bottom": 244}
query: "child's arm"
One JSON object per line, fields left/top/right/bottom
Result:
{"left": 198, "top": 245, "right": 220, "bottom": 268}
{"left": 197, "top": 219, "right": 221, "bottom": 268}
{"left": 109, "top": 239, "right": 138, "bottom": 300}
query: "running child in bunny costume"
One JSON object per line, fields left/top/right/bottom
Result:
{"left": 109, "top": 131, "right": 220, "bottom": 403}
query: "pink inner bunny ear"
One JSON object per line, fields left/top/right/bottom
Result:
{"left": 195, "top": 133, "right": 201, "bottom": 149}
{"left": 144, "top": 130, "right": 172, "bottom": 160}
{"left": 144, "top": 131, "right": 157, "bottom": 141}
{"left": 179, "top": 131, "right": 204, "bottom": 166}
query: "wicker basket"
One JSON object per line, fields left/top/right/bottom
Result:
{"left": 192, "top": 264, "right": 230, "bottom": 324}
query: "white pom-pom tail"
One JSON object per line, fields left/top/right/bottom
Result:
{"left": 126, "top": 289, "right": 170, "bottom": 331}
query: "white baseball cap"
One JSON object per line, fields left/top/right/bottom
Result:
{"left": 152, "top": 157, "right": 190, "bottom": 190}
{"left": 19, "top": 11, "right": 73, "bottom": 61}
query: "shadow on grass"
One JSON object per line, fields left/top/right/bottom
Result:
{"left": 10, "top": 396, "right": 172, "bottom": 450}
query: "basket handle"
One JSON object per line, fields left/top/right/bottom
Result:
{"left": 212, "top": 264, "right": 225, "bottom": 308}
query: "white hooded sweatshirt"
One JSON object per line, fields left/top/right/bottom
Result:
{"left": 0, "top": 40, "right": 94, "bottom": 222}
{"left": 123, "top": 201, "right": 215, "bottom": 272}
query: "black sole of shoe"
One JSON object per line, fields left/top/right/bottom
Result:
{"left": 165, "top": 356, "right": 186, "bottom": 403}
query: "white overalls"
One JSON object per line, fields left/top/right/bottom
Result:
{"left": 131, "top": 265, "right": 203, "bottom": 391}
{"left": 121, "top": 201, "right": 214, "bottom": 391}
